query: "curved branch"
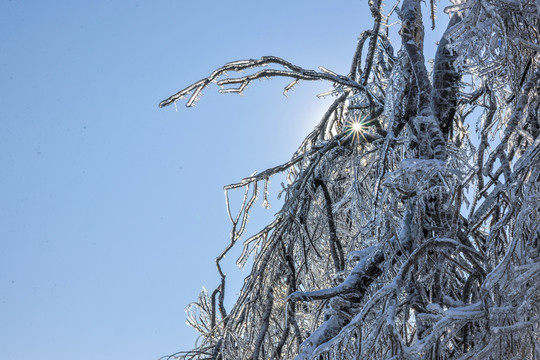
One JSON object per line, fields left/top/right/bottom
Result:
{"left": 289, "top": 202, "right": 414, "bottom": 303}
{"left": 313, "top": 178, "right": 345, "bottom": 272}
{"left": 484, "top": 70, "right": 540, "bottom": 176}
{"left": 224, "top": 130, "right": 382, "bottom": 191}
{"left": 252, "top": 288, "right": 274, "bottom": 360}
{"left": 159, "top": 56, "right": 365, "bottom": 108}
{"left": 361, "top": 0, "right": 383, "bottom": 85}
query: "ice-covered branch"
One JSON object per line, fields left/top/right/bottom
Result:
{"left": 401, "top": 0, "right": 446, "bottom": 160}
{"left": 294, "top": 314, "right": 348, "bottom": 360}
{"left": 313, "top": 178, "right": 345, "bottom": 272}
{"left": 160, "top": 1, "right": 540, "bottom": 358}
{"left": 252, "top": 288, "right": 274, "bottom": 360}
{"left": 484, "top": 70, "right": 540, "bottom": 177}
{"left": 289, "top": 203, "right": 415, "bottom": 358}
{"left": 361, "top": 0, "right": 383, "bottom": 85}
{"left": 159, "top": 56, "right": 365, "bottom": 108}
{"left": 224, "top": 128, "right": 381, "bottom": 191}
{"left": 432, "top": 14, "right": 461, "bottom": 140}
{"left": 287, "top": 242, "right": 386, "bottom": 302}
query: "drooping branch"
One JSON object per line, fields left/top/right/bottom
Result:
{"left": 160, "top": 1, "right": 540, "bottom": 358}
{"left": 470, "top": 133, "right": 540, "bottom": 232}
{"left": 313, "top": 178, "right": 345, "bottom": 272}
{"left": 224, "top": 128, "right": 382, "bottom": 191}
{"left": 484, "top": 69, "right": 540, "bottom": 177}
{"left": 289, "top": 203, "right": 416, "bottom": 359}
{"left": 203, "top": 181, "right": 259, "bottom": 329}
{"left": 252, "top": 288, "right": 274, "bottom": 360}
{"left": 305, "top": 238, "right": 486, "bottom": 358}
{"left": 295, "top": 314, "right": 348, "bottom": 360}
{"left": 159, "top": 56, "right": 365, "bottom": 108}
{"left": 289, "top": 203, "right": 414, "bottom": 303}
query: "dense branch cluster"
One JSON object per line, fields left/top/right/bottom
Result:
{"left": 160, "top": 0, "right": 540, "bottom": 358}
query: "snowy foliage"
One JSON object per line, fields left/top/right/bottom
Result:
{"left": 161, "top": 0, "right": 540, "bottom": 358}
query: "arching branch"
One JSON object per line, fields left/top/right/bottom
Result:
{"left": 159, "top": 56, "right": 365, "bottom": 108}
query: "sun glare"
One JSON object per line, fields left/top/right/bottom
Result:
{"left": 346, "top": 116, "right": 369, "bottom": 145}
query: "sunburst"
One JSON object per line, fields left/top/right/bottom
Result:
{"left": 346, "top": 114, "right": 370, "bottom": 144}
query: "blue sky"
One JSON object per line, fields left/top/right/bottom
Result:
{"left": 0, "top": 1, "right": 446, "bottom": 359}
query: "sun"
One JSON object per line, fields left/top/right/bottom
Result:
{"left": 345, "top": 115, "right": 370, "bottom": 145}
{"left": 351, "top": 121, "right": 363, "bottom": 132}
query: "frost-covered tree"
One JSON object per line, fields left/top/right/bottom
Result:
{"left": 160, "top": 0, "right": 540, "bottom": 358}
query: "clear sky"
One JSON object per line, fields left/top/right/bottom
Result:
{"left": 0, "top": 1, "right": 446, "bottom": 360}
